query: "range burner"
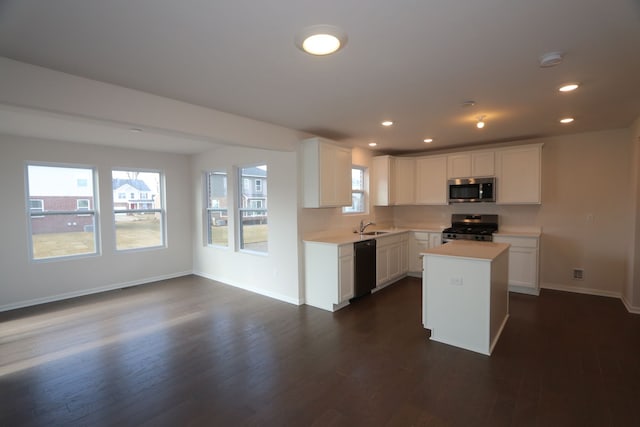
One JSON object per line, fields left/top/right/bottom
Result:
{"left": 442, "top": 214, "right": 498, "bottom": 242}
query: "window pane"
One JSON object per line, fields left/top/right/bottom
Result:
{"left": 31, "top": 213, "right": 96, "bottom": 259}
{"left": 27, "top": 164, "right": 97, "bottom": 260}
{"left": 208, "top": 211, "right": 228, "bottom": 246}
{"left": 343, "top": 166, "right": 366, "bottom": 214}
{"left": 112, "top": 170, "right": 164, "bottom": 250}
{"left": 206, "top": 171, "right": 228, "bottom": 247}
{"left": 114, "top": 213, "right": 162, "bottom": 249}
{"left": 239, "top": 165, "right": 267, "bottom": 253}
{"left": 352, "top": 168, "right": 364, "bottom": 190}
{"left": 343, "top": 192, "right": 364, "bottom": 213}
{"left": 240, "top": 210, "right": 268, "bottom": 252}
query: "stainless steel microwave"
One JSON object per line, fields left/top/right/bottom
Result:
{"left": 448, "top": 177, "right": 495, "bottom": 203}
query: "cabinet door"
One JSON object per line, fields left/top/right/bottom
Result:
{"left": 409, "top": 233, "right": 430, "bottom": 272}
{"left": 508, "top": 247, "right": 538, "bottom": 290}
{"left": 428, "top": 233, "right": 442, "bottom": 248}
{"left": 400, "top": 235, "right": 409, "bottom": 274}
{"left": 447, "top": 154, "right": 472, "bottom": 178}
{"left": 339, "top": 255, "right": 354, "bottom": 302}
{"left": 394, "top": 157, "right": 415, "bottom": 205}
{"left": 376, "top": 245, "right": 389, "bottom": 286}
{"left": 471, "top": 151, "right": 495, "bottom": 177}
{"left": 415, "top": 156, "right": 448, "bottom": 205}
{"left": 388, "top": 244, "right": 401, "bottom": 280}
{"left": 334, "top": 146, "right": 353, "bottom": 205}
{"left": 372, "top": 156, "right": 394, "bottom": 206}
{"left": 496, "top": 144, "right": 542, "bottom": 204}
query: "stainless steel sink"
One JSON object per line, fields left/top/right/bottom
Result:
{"left": 360, "top": 231, "right": 388, "bottom": 236}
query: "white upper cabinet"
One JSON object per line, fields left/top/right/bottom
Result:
{"left": 447, "top": 151, "right": 495, "bottom": 179}
{"left": 302, "top": 137, "right": 352, "bottom": 208}
{"left": 372, "top": 156, "right": 394, "bottom": 206}
{"left": 394, "top": 157, "right": 416, "bottom": 205}
{"left": 415, "top": 156, "right": 448, "bottom": 205}
{"left": 372, "top": 156, "right": 415, "bottom": 206}
{"left": 495, "top": 144, "right": 543, "bottom": 204}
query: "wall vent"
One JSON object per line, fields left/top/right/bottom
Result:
{"left": 572, "top": 268, "right": 584, "bottom": 280}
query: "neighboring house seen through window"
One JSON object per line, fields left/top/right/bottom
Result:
{"left": 112, "top": 170, "right": 164, "bottom": 251}
{"left": 205, "top": 170, "right": 229, "bottom": 247}
{"left": 26, "top": 164, "right": 98, "bottom": 260}
{"left": 238, "top": 165, "right": 268, "bottom": 253}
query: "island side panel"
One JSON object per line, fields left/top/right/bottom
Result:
{"left": 424, "top": 255, "right": 492, "bottom": 355}
{"left": 304, "top": 242, "right": 340, "bottom": 312}
{"left": 489, "top": 249, "right": 509, "bottom": 354}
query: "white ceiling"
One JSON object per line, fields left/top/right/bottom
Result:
{"left": 1, "top": 0, "right": 639, "bottom": 154}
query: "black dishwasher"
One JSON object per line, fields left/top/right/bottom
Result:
{"left": 353, "top": 239, "right": 376, "bottom": 299}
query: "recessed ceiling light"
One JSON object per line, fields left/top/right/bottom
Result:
{"left": 539, "top": 51, "right": 564, "bottom": 68}
{"left": 423, "top": 138, "right": 433, "bottom": 143}
{"left": 296, "top": 25, "right": 347, "bottom": 56}
{"left": 381, "top": 120, "right": 393, "bottom": 127}
{"left": 560, "top": 117, "right": 574, "bottom": 124}
{"left": 368, "top": 142, "right": 377, "bottom": 147}
{"left": 559, "top": 83, "right": 579, "bottom": 92}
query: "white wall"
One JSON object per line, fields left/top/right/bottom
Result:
{"left": 0, "top": 135, "right": 193, "bottom": 310}
{"left": 191, "top": 146, "right": 301, "bottom": 304}
{"left": 394, "top": 128, "right": 633, "bottom": 299}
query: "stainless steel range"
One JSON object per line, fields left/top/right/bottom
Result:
{"left": 442, "top": 214, "right": 498, "bottom": 242}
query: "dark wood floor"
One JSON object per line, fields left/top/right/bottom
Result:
{"left": 1, "top": 276, "right": 639, "bottom": 427}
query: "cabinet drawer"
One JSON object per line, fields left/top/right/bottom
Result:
{"left": 377, "top": 234, "right": 402, "bottom": 246}
{"left": 339, "top": 244, "right": 354, "bottom": 257}
{"left": 413, "top": 232, "right": 429, "bottom": 241}
{"left": 494, "top": 236, "right": 538, "bottom": 248}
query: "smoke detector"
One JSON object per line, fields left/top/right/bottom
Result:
{"left": 539, "top": 52, "right": 564, "bottom": 68}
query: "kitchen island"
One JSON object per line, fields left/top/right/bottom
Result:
{"left": 422, "top": 240, "right": 510, "bottom": 355}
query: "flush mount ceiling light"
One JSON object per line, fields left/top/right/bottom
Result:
{"left": 558, "top": 83, "right": 580, "bottom": 92}
{"left": 296, "top": 25, "right": 347, "bottom": 56}
{"left": 539, "top": 51, "right": 564, "bottom": 68}
{"left": 476, "top": 115, "right": 486, "bottom": 129}
{"left": 381, "top": 120, "right": 394, "bottom": 127}
{"left": 423, "top": 138, "right": 433, "bottom": 143}
{"left": 560, "top": 117, "right": 574, "bottom": 124}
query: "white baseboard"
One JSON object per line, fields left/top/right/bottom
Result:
{"left": 621, "top": 295, "right": 640, "bottom": 314}
{"left": 193, "top": 271, "right": 303, "bottom": 306}
{"left": 541, "top": 282, "right": 622, "bottom": 299}
{"left": 0, "top": 271, "right": 193, "bottom": 313}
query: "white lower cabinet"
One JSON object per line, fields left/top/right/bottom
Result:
{"left": 409, "top": 231, "right": 443, "bottom": 275}
{"left": 375, "top": 233, "right": 409, "bottom": 288}
{"left": 493, "top": 235, "right": 540, "bottom": 295}
{"left": 304, "top": 242, "right": 354, "bottom": 312}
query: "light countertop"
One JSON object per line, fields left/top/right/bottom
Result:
{"left": 422, "top": 240, "right": 510, "bottom": 261}
{"left": 303, "top": 229, "right": 410, "bottom": 245}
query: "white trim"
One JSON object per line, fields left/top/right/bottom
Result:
{"left": 193, "top": 270, "right": 302, "bottom": 306}
{"left": 0, "top": 271, "right": 192, "bottom": 312}
{"left": 621, "top": 294, "right": 640, "bottom": 314}
{"left": 541, "top": 282, "right": 621, "bottom": 299}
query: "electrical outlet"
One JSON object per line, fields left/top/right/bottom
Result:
{"left": 573, "top": 268, "right": 584, "bottom": 280}
{"left": 449, "top": 277, "right": 463, "bottom": 286}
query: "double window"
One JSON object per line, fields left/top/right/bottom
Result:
{"left": 204, "top": 165, "right": 268, "bottom": 253}
{"left": 26, "top": 164, "right": 98, "bottom": 260}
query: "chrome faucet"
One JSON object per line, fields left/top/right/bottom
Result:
{"left": 359, "top": 220, "right": 376, "bottom": 234}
